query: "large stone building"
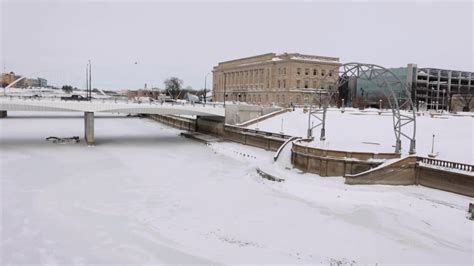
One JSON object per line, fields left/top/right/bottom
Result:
{"left": 212, "top": 53, "right": 340, "bottom": 106}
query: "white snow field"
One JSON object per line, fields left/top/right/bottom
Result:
{"left": 1, "top": 112, "right": 473, "bottom": 264}
{"left": 247, "top": 108, "right": 474, "bottom": 164}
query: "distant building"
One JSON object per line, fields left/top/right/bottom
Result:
{"left": 350, "top": 64, "right": 474, "bottom": 111}
{"left": 1, "top": 72, "right": 23, "bottom": 87}
{"left": 1, "top": 72, "right": 47, "bottom": 88}
{"left": 126, "top": 89, "right": 160, "bottom": 98}
{"left": 24, "top": 77, "right": 47, "bottom": 88}
{"left": 212, "top": 52, "right": 340, "bottom": 106}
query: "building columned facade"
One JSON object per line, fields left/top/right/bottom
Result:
{"left": 212, "top": 52, "right": 340, "bottom": 106}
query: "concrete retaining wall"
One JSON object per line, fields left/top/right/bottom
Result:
{"left": 345, "top": 157, "right": 418, "bottom": 185}
{"left": 147, "top": 114, "right": 287, "bottom": 151}
{"left": 225, "top": 104, "right": 280, "bottom": 125}
{"left": 196, "top": 116, "right": 225, "bottom": 136}
{"left": 291, "top": 143, "right": 400, "bottom": 176}
{"left": 148, "top": 114, "right": 196, "bottom": 131}
{"left": 416, "top": 166, "right": 474, "bottom": 197}
{"left": 346, "top": 156, "right": 474, "bottom": 197}
{"left": 223, "top": 127, "right": 286, "bottom": 151}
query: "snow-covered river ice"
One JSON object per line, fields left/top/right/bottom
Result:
{"left": 1, "top": 112, "right": 473, "bottom": 264}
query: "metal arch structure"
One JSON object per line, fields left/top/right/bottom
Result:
{"left": 307, "top": 63, "right": 417, "bottom": 154}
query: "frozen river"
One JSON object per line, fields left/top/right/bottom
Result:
{"left": 1, "top": 112, "right": 473, "bottom": 264}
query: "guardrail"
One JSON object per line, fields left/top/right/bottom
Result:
{"left": 225, "top": 124, "right": 293, "bottom": 140}
{"left": 417, "top": 157, "right": 474, "bottom": 172}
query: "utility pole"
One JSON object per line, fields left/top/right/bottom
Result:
{"left": 88, "top": 60, "right": 92, "bottom": 101}
{"left": 204, "top": 72, "right": 210, "bottom": 104}
{"left": 223, "top": 72, "right": 227, "bottom": 107}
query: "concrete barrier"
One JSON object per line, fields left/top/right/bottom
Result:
{"left": 346, "top": 156, "right": 474, "bottom": 197}
{"left": 416, "top": 166, "right": 474, "bottom": 197}
{"left": 345, "top": 157, "right": 418, "bottom": 185}
{"left": 291, "top": 142, "right": 400, "bottom": 176}
{"left": 148, "top": 114, "right": 196, "bottom": 131}
{"left": 223, "top": 127, "right": 287, "bottom": 152}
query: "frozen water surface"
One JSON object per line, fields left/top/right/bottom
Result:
{"left": 1, "top": 112, "right": 473, "bottom": 264}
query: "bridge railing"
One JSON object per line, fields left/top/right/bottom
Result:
{"left": 417, "top": 157, "right": 474, "bottom": 173}
{"left": 0, "top": 95, "right": 225, "bottom": 108}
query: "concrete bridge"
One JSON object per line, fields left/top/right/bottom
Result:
{"left": 0, "top": 97, "right": 225, "bottom": 145}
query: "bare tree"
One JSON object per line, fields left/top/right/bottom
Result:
{"left": 164, "top": 77, "right": 183, "bottom": 100}
{"left": 61, "top": 85, "right": 73, "bottom": 94}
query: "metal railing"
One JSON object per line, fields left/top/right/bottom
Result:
{"left": 0, "top": 95, "right": 225, "bottom": 108}
{"left": 417, "top": 157, "right": 474, "bottom": 172}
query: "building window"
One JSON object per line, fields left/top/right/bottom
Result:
{"left": 305, "top": 68, "right": 309, "bottom": 75}
{"left": 313, "top": 69, "right": 317, "bottom": 75}
{"left": 278, "top": 80, "right": 281, "bottom": 88}
{"left": 304, "top": 80, "right": 309, "bottom": 89}
{"left": 283, "top": 68, "right": 287, "bottom": 75}
{"left": 321, "top": 70, "right": 326, "bottom": 76}
{"left": 283, "top": 80, "right": 286, "bottom": 88}
{"left": 313, "top": 81, "right": 317, "bottom": 88}
{"left": 297, "top": 68, "right": 301, "bottom": 75}
{"left": 296, "top": 80, "right": 301, "bottom": 88}
{"left": 329, "top": 72, "right": 332, "bottom": 77}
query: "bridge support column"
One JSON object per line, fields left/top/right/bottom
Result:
{"left": 0, "top": 111, "right": 7, "bottom": 118}
{"left": 84, "top": 112, "right": 94, "bottom": 145}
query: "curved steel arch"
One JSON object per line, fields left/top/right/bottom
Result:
{"left": 307, "top": 63, "right": 416, "bottom": 154}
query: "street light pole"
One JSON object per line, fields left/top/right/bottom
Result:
{"left": 223, "top": 72, "right": 227, "bottom": 107}
{"left": 442, "top": 89, "right": 446, "bottom": 112}
{"left": 204, "top": 72, "right": 210, "bottom": 104}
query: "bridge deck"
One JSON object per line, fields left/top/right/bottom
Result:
{"left": 0, "top": 97, "right": 225, "bottom": 117}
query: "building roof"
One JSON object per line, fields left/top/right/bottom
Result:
{"left": 215, "top": 52, "right": 340, "bottom": 70}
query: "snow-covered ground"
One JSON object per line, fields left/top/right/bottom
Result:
{"left": 247, "top": 108, "right": 473, "bottom": 164}
{"left": 1, "top": 112, "right": 473, "bottom": 264}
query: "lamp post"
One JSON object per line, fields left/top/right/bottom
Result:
{"left": 441, "top": 89, "right": 446, "bottom": 112}
{"left": 378, "top": 99, "right": 382, "bottom": 115}
{"left": 204, "top": 72, "right": 210, "bottom": 104}
{"left": 223, "top": 72, "right": 227, "bottom": 107}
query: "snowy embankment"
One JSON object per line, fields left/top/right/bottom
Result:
{"left": 246, "top": 108, "right": 473, "bottom": 164}
{"left": 1, "top": 112, "right": 473, "bottom": 264}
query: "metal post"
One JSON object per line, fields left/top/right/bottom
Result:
{"left": 223, "top": 72, "right": 226, "bottom": 107}
{"left": 204, "top": 72, "right": 210, "bottom": 104}
{"left": 395, "top": 138, "right": 402, "bottom": 154}
{"left": 88, "top": 60, "right": 92, "bottom": 101}
{"left": 431, "top": 134, "right": 435, "bottom": 155}
{"left": 436, "top": 86, "right": 439, "bottom": 112}
{"left": 442, "top": 89, "right": 445, "bottom": 112}
{"left": 307, "top": 105, "right": 312, "bottom": 139}
{"left": 320, "top": 108, "right": 326, "bottom": 141}
{"left": 280, "top": 118, "right": 284, "bottom": 134}
{"left": 378, "top": 99, "right": 382, "bottom": 115}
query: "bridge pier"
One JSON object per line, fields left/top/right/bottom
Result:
{"left": 0, "top": 111, "right": 7, "bottom": 118}
{"left": 84, "top": 112, "right": 94, "bottom": 145}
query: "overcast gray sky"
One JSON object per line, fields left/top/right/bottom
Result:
{"left": 1, "top": 0, "right": 473, "bottom": 90}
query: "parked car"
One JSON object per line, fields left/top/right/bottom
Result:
{"left": 61, "top": 95, "right": 89, "bottom": 101}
